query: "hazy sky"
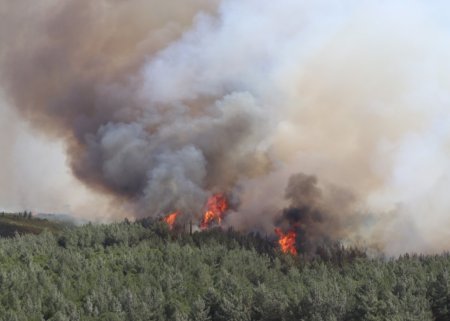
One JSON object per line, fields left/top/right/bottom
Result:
{"left": 0, "top": 93, "right": 112, "bottom": 220}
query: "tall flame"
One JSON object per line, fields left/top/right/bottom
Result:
{"left": 200, "top": 193, "right": 229, "bottom": 229}
{"left": 164, "top": 211, "right": 180, "bottom": 230}
{"left": 274, "top": 228, "right": 298, "bottom": 255}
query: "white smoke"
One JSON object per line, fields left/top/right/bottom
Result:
{"left": 137, "top": 0, "right": 450, "bottom": 253}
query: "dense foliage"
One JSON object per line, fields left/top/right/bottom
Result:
{"left": 0, "top": 220, "right": 449, "bottom": 321}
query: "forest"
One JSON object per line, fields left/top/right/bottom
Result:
{"left": 0, "top": 217, "right": 449, "bottom": 321}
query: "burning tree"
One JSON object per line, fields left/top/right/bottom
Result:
{"left": 274, "top": 228, "right": 298, "bottom": 255}
{"left": 163, "top": 212, "right": 180, "bottom": 230}
{"left": 200, "top": 193, "right": 229, "bottom": 229}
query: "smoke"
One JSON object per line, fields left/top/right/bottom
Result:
{"left": 0, "top": 93, "right": 115, "bottom": 219}
{"left": 2, "top": 0, "right": 450, "bottom": 254}
{"left": 271, "top": 173, "right": 361, "bottom": 254}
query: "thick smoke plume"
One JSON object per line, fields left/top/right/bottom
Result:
{"left": 273, "top": 173, "right": 361, "bottom": 254}
{"left": 1, "top": 0, "right": 450, "bottom": 254}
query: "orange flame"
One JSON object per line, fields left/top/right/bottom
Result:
{"left": 274, "top": 228, "right": 298, "bottom": 255}
{"left": 200, "top": 193, "right": 229, "bottom": 229}
{"left": 164, "top": 211, "right": 179, "bottom": 230}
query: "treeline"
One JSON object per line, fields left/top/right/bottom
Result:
{"left": 0, "top": 211, "right": 33, "bottom": 219}
{"left": 0, "top": 220, "right": 449, "bottom": 320}
{"left": 0, "top": 212, "right": 63, "bottom": 237}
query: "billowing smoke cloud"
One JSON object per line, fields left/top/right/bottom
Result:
{"left": 2, "top": 0, "right": 450, "bottom": 254}
{"left": 272, "top": 173, "right": 361, "bottom": 254}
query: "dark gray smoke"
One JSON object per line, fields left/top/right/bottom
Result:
{"left": 3, "top": 0, "right": 450, "bottom": 254}
{"left": 0, "top": 0, "right": 270, "bottom": 221}
{"left": 275, "top": 173, "right": 362, "bottom": 254}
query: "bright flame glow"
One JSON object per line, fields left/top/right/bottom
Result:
{"left": 200, "top": 193, "right": 229, "bottom": 229}
{"left": 275, "top": 228, "right": 298, "bottom": 255}
{"left": 164, "top": 211, "right": 179, "bottom": 230}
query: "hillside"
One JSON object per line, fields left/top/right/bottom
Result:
{"left": 0, "top": 220, "right": 448, "bottom": 321}
{"left": 0, "top": 213, "right": 65, "bottom": 237}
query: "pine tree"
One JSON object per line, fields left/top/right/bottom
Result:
{"left": 190, "top": 298, "right": 211, "bottom": 321}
